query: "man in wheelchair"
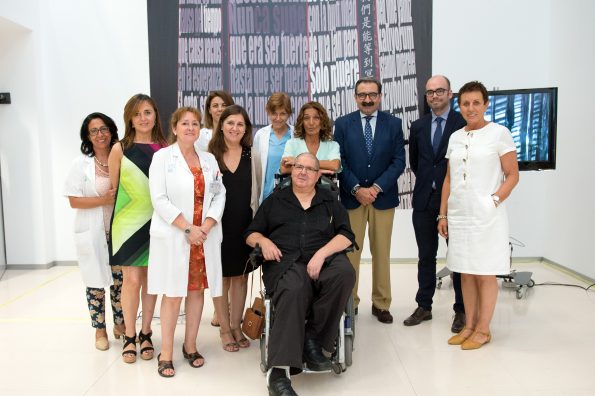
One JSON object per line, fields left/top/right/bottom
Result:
{"left": 245, "top": 153, "right": 356, "bottom": 396}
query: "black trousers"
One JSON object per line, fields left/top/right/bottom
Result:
{"left": 268, "top": 254, "right": 355, "bottom": 370}
{"left": 412, "top": 190, "right": 464, "bottom": 313}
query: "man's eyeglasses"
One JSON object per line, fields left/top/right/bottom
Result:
{"left": 293, "top": 164, "right": 319, "bottom": 174}
{"left": 425, "top": 88, "right": 448, "bottom": 97}
{"left": 89, "top": 126, "right": 110, "bottom": 136}
{"left": 356, "top": 92, "right": 379, "bottom": 100}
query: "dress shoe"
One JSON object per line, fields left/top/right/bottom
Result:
{"left": 268, "top": 377, "right": 298, "bottom": 396}
{"left": 302, "top": 338, "right": 331, "bottom": 371}
{"left": 461, "top": 331, "right": 491, "bottom": 350}
{"left": 372, "top": 305, "right": 393, "bottom": 324}
{"left": 448, "top": 328, "right": 474, "bottom": 345}
{"left": 451, "top": 311, "right": 466, "bottom": 333}
{"left": 403, "top": 307, "right": 432, "bottom": 326}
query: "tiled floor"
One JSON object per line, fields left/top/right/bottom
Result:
{"left": 1, "top": 261, "right": 594, "bottom": 395}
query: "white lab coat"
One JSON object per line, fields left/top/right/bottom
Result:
{"left": 63, "top": 155, "right": 112, "bottom": 288}
{"left": 195, "top": 128, "right": 212, "bottom": 152}
{"left": 147, "top": 143, "right": 226, "bottom": 297}
{"left": 253, "top": 124, "right": 294, "bottom": 204}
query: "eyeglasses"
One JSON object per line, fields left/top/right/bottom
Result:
{"left": 356, "top": 92, "right": 379, "bottom": 100}
{"left": 425, "top": 88, "right": 448, "bottom": 97}
{"left": 89, "top": 126, "right": 110, "bottom": 136}
{"left": 293, "top": 164, "right": 319, "bottom": 174}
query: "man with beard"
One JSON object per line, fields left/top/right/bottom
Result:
{"left": 334, "top": 77, "right": 406, "bottom": 324}
{"left": 405, "top": 75, "right": 467, "bottom": 333}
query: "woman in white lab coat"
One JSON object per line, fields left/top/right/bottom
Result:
{"left": 148, "top": 107, "right": 226, "bottom": 377}
{"left": 64, "top": 112, "right": 125, "bottom": 351}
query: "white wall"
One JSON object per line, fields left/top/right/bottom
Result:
{"left": 1, "top": 0, "right": 594, "bottom": 279}
{"left": 0, "top": 0, "right": 150, "bottom": 266}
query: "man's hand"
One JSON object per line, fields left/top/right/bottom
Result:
{"left": 260, "top": 238, "right": 282, "bottom": 262}
{"left": 306, "top": 252, "right": 325, "bottom": 280}
{"left": 355, "top": 187, "right": 376, "bottom": 206}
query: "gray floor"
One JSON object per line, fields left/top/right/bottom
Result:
{"left": 0, "top": 261, "right": 594, "bottom": 395}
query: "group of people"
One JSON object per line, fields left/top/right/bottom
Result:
{"left": 64, "top": 75, "right": 518, "bottom": 395}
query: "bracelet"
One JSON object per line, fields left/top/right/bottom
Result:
{"left": 436, "top": 215, "right": 447, "bottom": 221}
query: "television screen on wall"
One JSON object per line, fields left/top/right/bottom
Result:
{"left": 452, "top": 87, "right": 557, "bottom": 171}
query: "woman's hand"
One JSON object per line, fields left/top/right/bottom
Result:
{"left": 102, "top": 188, "right": 117, "bottom": 205}
{"left": 437, "top": 219, "right": 448, "bottom": 238}
{"left": 186, "top": 225, "right": 207, "bottom": 245}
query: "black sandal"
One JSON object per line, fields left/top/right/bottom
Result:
{"left": 121, "top": 334, "right": 137, "bottom": 364}
{"left": 182, "top": 345, "right": 205, "bottom": 368}
{"left": 138, "top": 330, "right": 154, "bottom": 360}
{"left": 157, "top": 353, "right": 175, "bottom": 378}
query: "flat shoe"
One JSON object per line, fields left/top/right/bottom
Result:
{"left": 448, "top": 328, "right": 474, "bottom": 345}
{"left": 231, "top": 328, "right": 250, "bottom": 348}
{"left": 220, "top": 330, "right": 239, "bottom": 352}
{"left": 182, "top": 345, "right": 205, "bottom": 368}
{"left": 157, "top": 353, "right": 175, "bottom": 378}
{"left": 461, "top": 331, "right": 491, "bottom": 350}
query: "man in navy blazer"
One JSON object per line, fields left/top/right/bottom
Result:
{"left": 334, "top": 77, "right": 406, "bottom": 324}
{"left": 406, "top": 75, "right": 467, "bottom": 333}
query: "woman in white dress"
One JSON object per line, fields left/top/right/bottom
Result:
{"left": 148, "top": 107, "right": 225, "bottom": 377}
{"left": 438, "top": 81, "right": 519, "bottom": 350}
{"left": 64, "top": 112, "right": 124, "bottom": 351}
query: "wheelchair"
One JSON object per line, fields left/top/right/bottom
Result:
{"left": 249, "top": 245, "right": 356, "bottom": 375}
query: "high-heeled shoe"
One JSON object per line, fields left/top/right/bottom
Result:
{"left": 220, "top": 330, "right": 239, "bottom": 352}
{"left": 95, "top": 330, "right": 109, "bottom": 351}
{"left": 113, "top": 324, "right": 125, "bottom": 340}
{"left": 461, "top": 331, "right": 491, "bottom": 350}
{"left": 138, "top": 330, "right": 155, "bottom": 360}
{"left": 448, "top": 327, "right": 474, "bottom": 345}
{"left": 231, "top": 328, "right": 250, "bottom": 348}
{"left": 122, "top": 334, "right": 137, "bottom": 363}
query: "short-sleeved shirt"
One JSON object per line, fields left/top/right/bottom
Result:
{"left": 244, "top": 186, "right": 355, "bottom": 290}
{"left": 282, "top": 138, "right": 341, "bottom": 169}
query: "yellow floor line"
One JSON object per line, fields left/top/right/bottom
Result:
{"left": 0, "top": 268, "right": 78, "bottom": 309}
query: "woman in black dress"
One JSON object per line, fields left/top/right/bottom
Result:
{"left": 208, "top": 105, "right": 261, "bottom": 351}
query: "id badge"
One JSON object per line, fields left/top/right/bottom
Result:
{"left": 210, "top": 180, "right": 222, "bottom": 194}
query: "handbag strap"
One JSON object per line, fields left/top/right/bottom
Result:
{"left": 243, "top": 256, "right": 264, "bottom": 303}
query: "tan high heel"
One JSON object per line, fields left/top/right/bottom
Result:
{"left": 448, "top": 327, "right": 474, "bottom": 345}
{"left": 461, "top": 331, "right": 491, "bottom": 350}
{"left": 113, "top": 324, "right": 126, "bottom": 340}
{"left": 122, "top": 334, "right": 137, "bottom": 363}
{"left": 95, "top": 329, "right": 109, "bottom": 351}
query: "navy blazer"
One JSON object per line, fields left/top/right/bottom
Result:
{"left": 334, "top": 110, "right": 406, "bottom": 210}
{"left": 409, "top": 109, "right": 466, "bottom": 211}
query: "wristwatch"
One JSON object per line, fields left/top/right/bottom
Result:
{"left": 491, "top": 194, "right": 500, "bottom": 207}
{"left": 351, "top": 185, "right": 361, "bottom": 196}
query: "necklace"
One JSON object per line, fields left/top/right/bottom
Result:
{"left": 95, "top": 157, "right": 108, "bottom": 167}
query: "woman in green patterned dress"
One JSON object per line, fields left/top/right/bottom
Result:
{"left": 108, "top": 94, "right": 167, "bottom": 363}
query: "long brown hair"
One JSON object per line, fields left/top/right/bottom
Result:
{"left": 294, "top": 101, "right": 333, "bottom": 141}
{"left": 203, "top": 90, "right": 234, "bottom": 129}
{"left": 208, "top": 105, "right": 253, "bottom": 172}
{"left": 121, "top": 93, "right": 167, "bottom": 149}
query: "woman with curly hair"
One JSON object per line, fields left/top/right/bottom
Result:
{"left": 280, "top": 101, "right": 340, "bottom": 175}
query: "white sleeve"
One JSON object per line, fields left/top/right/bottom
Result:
{"left": 497, "top": 126, "right": 517, "bottom": 156}
{"left": 149, "top": 149, "right": 182, "bottom": 224}
{"left": 63, "top": 157, "right": 86, "bottom": 197}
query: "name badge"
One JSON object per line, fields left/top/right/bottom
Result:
{"left": 167, "top": 161, "right": 176, "bottom": 173}
{"left": 209, "top": 170, "right": 222, "bottom": 194}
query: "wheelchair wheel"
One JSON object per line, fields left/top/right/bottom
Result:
{"left": 344, "top": 335, "right": 353, "bottom": 367}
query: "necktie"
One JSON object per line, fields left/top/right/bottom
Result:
{"left": 433, "top": 117, "right": 443, "bottom": 155}
{"left": 364, "top": 116, "right": 373, "bottom": 156}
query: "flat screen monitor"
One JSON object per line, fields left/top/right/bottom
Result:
{"left": 452, "top": 87, "right": 557, "bottom": 171}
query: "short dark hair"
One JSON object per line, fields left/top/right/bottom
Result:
{"left": 457, "top": 81, "right": 489, "bottom": 105}
{"left": 355, "top": 77, "right": 382, "bottom": 94}
{"left": 79, "top": 112, "right": 118, "bottom": 156}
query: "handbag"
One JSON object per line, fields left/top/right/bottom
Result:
{"left": 242, "top": 263, "right": 266, "bottom": 340}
